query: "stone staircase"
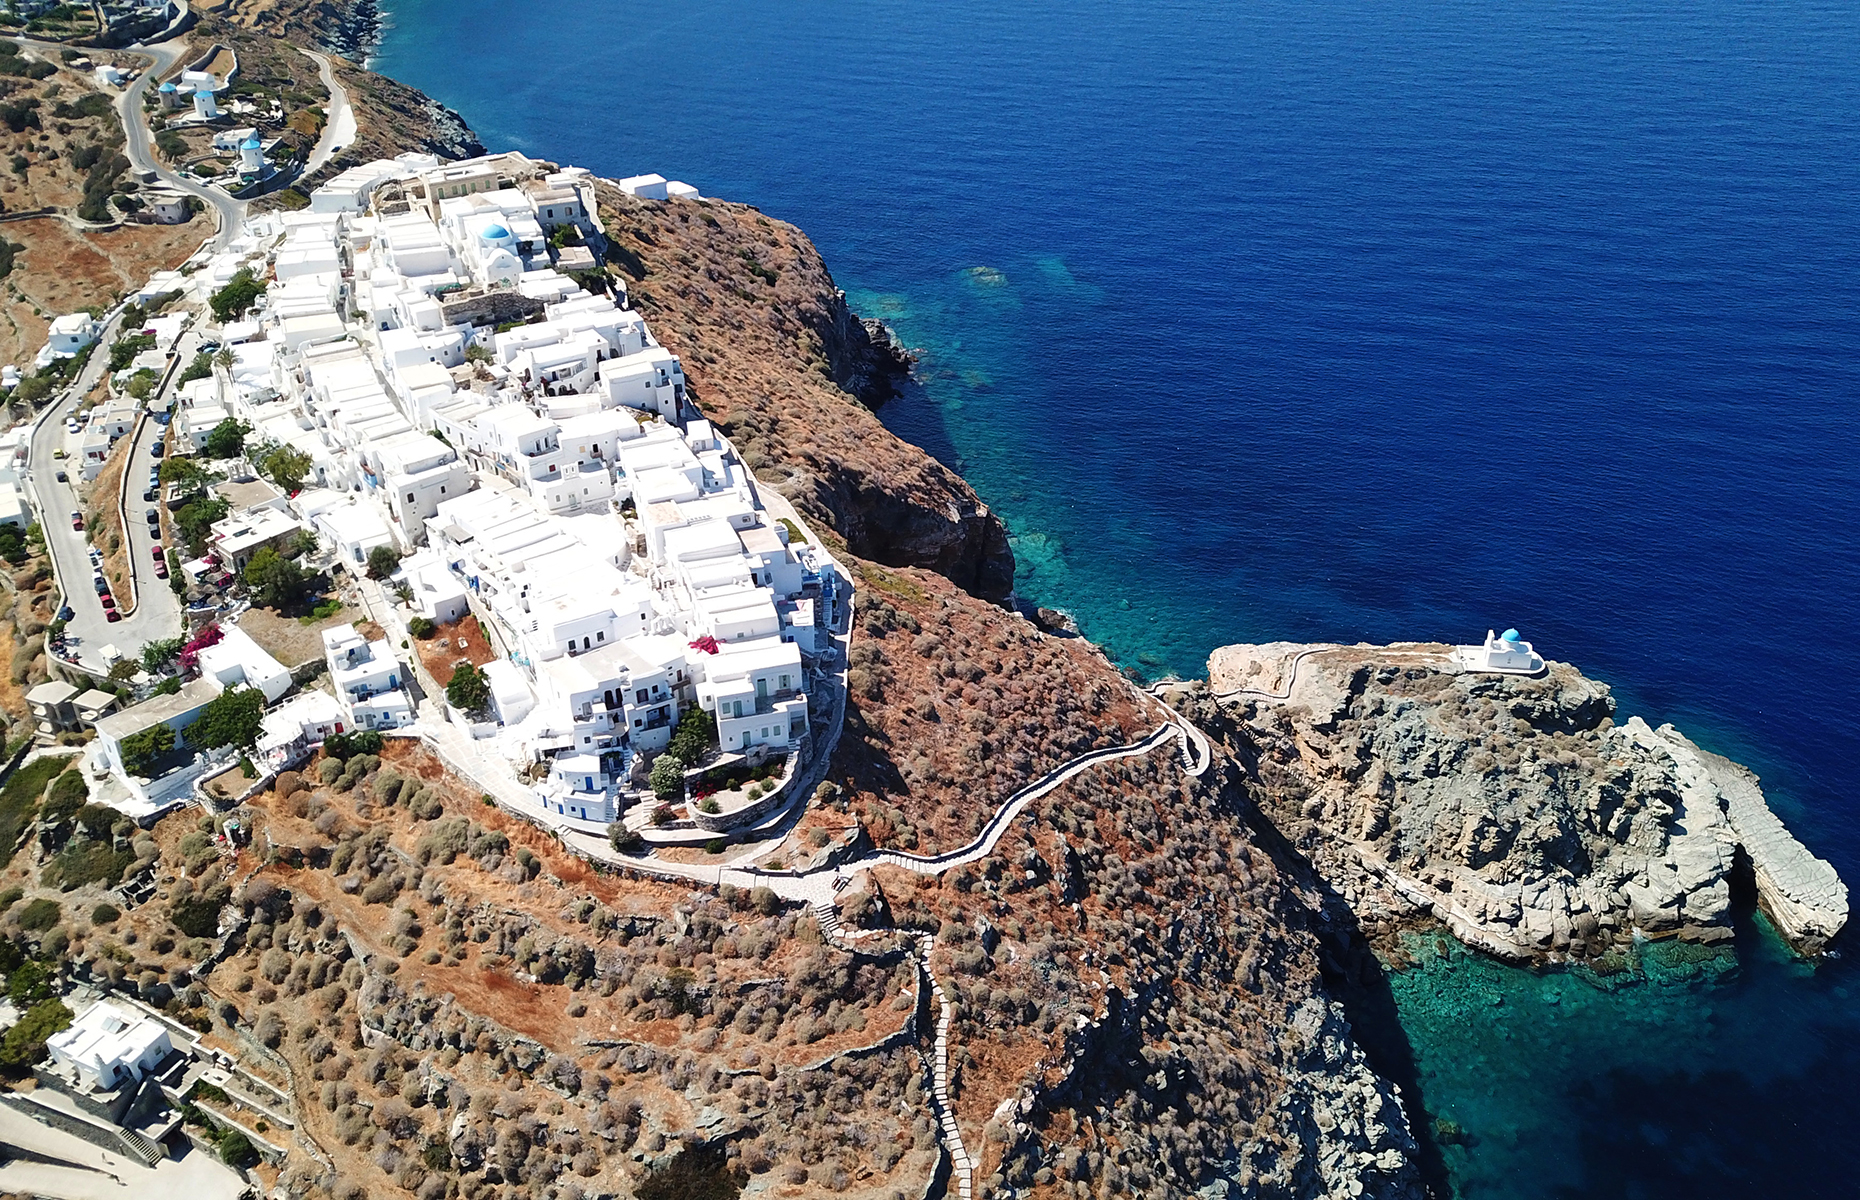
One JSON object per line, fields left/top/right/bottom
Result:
{"left": 921, "top": 934, "right": 974, "bottom": 1200}
{"left": 114, "top": 1126, "right": 165, "bottom": 1167}
{"left": 813, "top": 907, "right": 973, "bottom": 1199}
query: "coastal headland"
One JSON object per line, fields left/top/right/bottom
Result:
{"left": 1185, "top": 642, "right": 1847, "bottom": 964}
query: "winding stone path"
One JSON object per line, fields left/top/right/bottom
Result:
{"left": 1207, "top": 645, "right": 1335, "bottom": 702}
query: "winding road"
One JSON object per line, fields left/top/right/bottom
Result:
{"left": 300, "top": 50, "right": 356, "bottom": 179}
{"left": 110, "top": 40, "right": 244, "bottom": 249}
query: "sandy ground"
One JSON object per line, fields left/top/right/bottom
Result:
{"left": 237, "top": 604, "right": 352, "bottom": 669}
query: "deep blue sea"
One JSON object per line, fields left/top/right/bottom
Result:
{"left": 373, "top": 1, "right": 1860, "bottom": 1194}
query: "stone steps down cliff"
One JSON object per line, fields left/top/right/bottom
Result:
{"left": 1205, "top": 641, "right": 1848, "bottom": 960}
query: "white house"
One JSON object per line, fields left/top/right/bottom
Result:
{"left": 195, "top": 622, "right": 292, "bottom": 703}
{"left": 207, "top": 506, "right": 303, "bottom": 573}
{"left": 36, "top": 312, "right": 101, "bottom": 370}
{"left": 694, "top": 636, "right": 807, "bottom": 754}
{"left": 597, "top": 347, "right": 685, "bottom": 420}
{"left": 46, "top": 1000, "right": 174, "bottom": 1093}
{"left": 401, "top": 549, "right": 469, "bottom": 624}
{"left": 255, "top": 688, "right": 346, "bottom": 771}
{"left": 323, "top": 624, "right": 414, "bottom": 729}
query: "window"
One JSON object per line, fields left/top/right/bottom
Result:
{"left": 636, "top": 689, "right": 648, "bottom": 704}
{"left": 597, "top": 631, "right": 605, "bottom": 642}
{"left": 407, "top": 492, "right": 415, "bottom": 502}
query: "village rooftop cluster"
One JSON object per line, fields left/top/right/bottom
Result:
{"left": 34, "top": 149, "right": 845, "bottom": 843}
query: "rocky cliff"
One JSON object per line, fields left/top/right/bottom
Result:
{"left": 592, "top": 186, "right": 1016, "bottom": 604}
{"left": 1187, "top": 641, "right": 1848, "bottom": 963}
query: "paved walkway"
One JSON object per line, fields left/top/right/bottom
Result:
{"left": 0, "top": 1101, "right": 243, "bottom": 1200}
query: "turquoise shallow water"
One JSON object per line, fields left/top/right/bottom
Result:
{"left": 370, "top": 0, "right": 1860, "bottom": 1193}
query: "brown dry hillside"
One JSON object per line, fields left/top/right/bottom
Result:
{"left": 0, "top": 45, "right": 207, "bottom": 370}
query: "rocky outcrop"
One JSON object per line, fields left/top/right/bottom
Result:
{"left": 1250, "top": 999, "right": 1423, "bottom": 1200}
{"left": 1199, "top": 642, "right": 1847, "bottom": 961}
{"left": 816, "top": 285, "right": 915, "bottom": 407}
{"left": 1679, "top": 730, "right": 1849, "bottom": 953}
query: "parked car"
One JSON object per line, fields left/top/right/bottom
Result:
{"left": 151, "top": 544, "right": 165, "bottom": 561}
{"left": 151, "top": 441, "right": 165, "bottom": 458}
{"left": 51, "top": 448, "right": 65, "bottom": 460}
{"left": 106, "top": 609, "right": 121, "bottom": 623}
{"left": 56, "top": 605, "right": 72, "bottom": 622}
{"left": 54, "top": 470, "right": 67, "bottom": 483}
{"left": 100, "top": 594, "right": 114, "bottom": 610}
{"left": 144, "top": 507, "right": 158, "bottom": 525}
{"left": 69, "top": 511, "right": 82, "bottom": 531}
{"left": 93, "top": 578, "right": 107, "bottom": 593}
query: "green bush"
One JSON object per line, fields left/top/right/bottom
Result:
{"left": 203, "top": 417, "right": 249, "bottom": 460}
{"left": 446, "top": 663, "right": 490, "bottom": 717}
{"left": 169, "top": 894, "right": 220, "bottom": 938}
{"left": 323, "top": 730, "right": 383, "bottom": 761}
{"left": 649, "top": 755, "right": 684, "bottom": 800}
{"left": 187, "top": 686, "right": 265, "bottom": 753}
{"left": 90, "top": 903, "right": 119, "bottom": 925}
{"left": 0, "top": 999, "right": 71, "bottom": 1073}
{"left": 40, "top": 769, "right": 88, "bottom": 825}
{"left": 215, "top": 1127, "right": 257, "bottom": 1168}
{"left": 15, "top": 898, "right": 59, "bottom": 931}
{"left": 7, "top": 959, "right": 51, "bottom": 1005}
{"left": 40, "top": 841, "right": 133, "bottom": 891}
{"left": 209, "top": 269, "right": 266, "bottom": 323}
{"left": 119, "top": 724, "right": 174, "bottom": 775}
{"left": 664, "top": 706, "right": 716, "bottom": 766}
{"left": 366, "top": 545, "right": 401, "bottom": 580}
{"left": 408, "top": 616, "right": 437, "bottom": 638}
{"left": 0, "top": 756, "right": 74, "bottom": 869}
{"left": 244, "top": 547, "right": 307, "bottom": 610}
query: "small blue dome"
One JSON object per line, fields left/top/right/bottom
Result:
{"left": 159, "top": 82, "right": 177, "bottom": 93}
{"left": 1501, "top": 628, "right": 1521, "bottom": 643}
{"left": 481, "top": 223, "right": 510, "bottom": 240}
{"left": 241, "top": 136, "right": 262, "bottom": 149}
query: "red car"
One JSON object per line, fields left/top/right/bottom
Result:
{"left": 151, "top": 545, "right": 164, "bottom": 561}
{"left": 100, "top": 594, "right": 114, "bottom": 609}
{"left": 105, "top": 609, "right": 121, "bottom": 622}
{"left": 69, "top": 511, "right": 82, "bottom": 531}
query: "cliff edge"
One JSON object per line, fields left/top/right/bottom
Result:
{"left": 1192, "top": 641, "right": 1847, "bottom": 962}
{"left": 592, "top": 186, "right": 1016, "bottom": 603}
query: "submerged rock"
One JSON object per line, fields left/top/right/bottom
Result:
{"left": 1200, "top": 642, "right": 1847, "bottom": 961}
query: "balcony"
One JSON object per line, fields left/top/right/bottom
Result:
{"left": 753, "top": 688, "right": 802, "bottom": 716}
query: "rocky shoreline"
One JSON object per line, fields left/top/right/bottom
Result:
{"left": 312, "top": 0, "right": 381, "bottom": 62}
{"left": 1182, "top": 641, "right": 1847, "bottom": 965}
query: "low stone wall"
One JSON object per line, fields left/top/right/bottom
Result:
{"left": 692, "top": 755, "right": 799, "bottom": 833}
